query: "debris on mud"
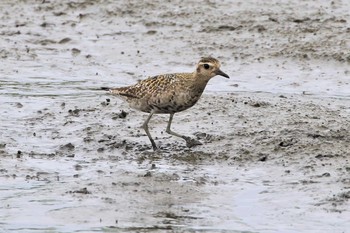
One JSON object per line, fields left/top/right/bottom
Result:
{"left": 67, "top": 187, "right": 91, "bottom": 195}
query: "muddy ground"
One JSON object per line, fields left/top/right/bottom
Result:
{"left": 0, "top": 0, "right": 350, "bottom": 232}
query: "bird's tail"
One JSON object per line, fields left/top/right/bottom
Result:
{"left": 101, "top": 87, "right": 111, "bottom": 91}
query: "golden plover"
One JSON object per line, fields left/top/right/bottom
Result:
{"left": 103, "top": 57, "right": 230, "bottom": 150}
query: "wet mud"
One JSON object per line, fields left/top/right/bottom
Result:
{"left": 1, "top": 0, "right": 350, "bottom": 232}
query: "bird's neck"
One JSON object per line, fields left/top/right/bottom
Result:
{"left": 190, "top": 72, "right": 211, "bottom": 93}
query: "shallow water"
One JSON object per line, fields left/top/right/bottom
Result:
{"left": 1, "top": 157, "right": 349, "bottom": 232}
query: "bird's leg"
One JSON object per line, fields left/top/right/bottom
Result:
{"left": 165, "top": 113, "right": 187, "bottom": 139}
{"left": 142, "top": 111, "right": 158, "bottom": 151}
{"left": 165, "top": 113, "right": 202, "bottom": 148}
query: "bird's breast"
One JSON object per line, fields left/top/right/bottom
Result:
{"left": 147, "top": 88, "right": 203, "bottom": 114}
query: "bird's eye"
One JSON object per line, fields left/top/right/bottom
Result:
{"left": 203, "top": 64, "right": 210, "bottom": 69}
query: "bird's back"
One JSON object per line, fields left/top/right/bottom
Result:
{"left": 109, "top": 73, "right": 205, "bottom": 113}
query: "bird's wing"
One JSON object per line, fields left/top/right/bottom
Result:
{"left": 138, "top": 74, "right": 179, "bottom": 95}
{"left": 110, "top": 74, "right": 181, "bottom": 98}
{"left": 109, "top": 86, "right": 141, "bottom": 99}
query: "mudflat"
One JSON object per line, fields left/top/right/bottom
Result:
{"left": 0, "top": 0, "right": 349, "bottom": 232}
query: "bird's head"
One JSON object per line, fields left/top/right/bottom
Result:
{"left": 195, "top": 57, "right": 230, "bottom": 80}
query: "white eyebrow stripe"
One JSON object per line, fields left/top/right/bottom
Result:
{"left": 198, "top": 62, "right": 220, "bottom": 67}
{"left": 198, "top": 62, "right": 214, "bottom": 65}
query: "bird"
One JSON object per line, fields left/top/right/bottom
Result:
{"left": 102, "top": 57, "right": 230, "bottom": 150}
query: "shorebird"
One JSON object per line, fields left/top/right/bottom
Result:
{"left": 103, "top": 57, "right": 230, "bottom": 150}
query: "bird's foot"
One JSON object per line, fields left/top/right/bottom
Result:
{"left": 151, "top": 144, "right": 158, "bottom": 151}
{"left": 183, "top": 136, "right": 203, "bottom": 148}
{"left": 149, "top": 139, "right": 158, "bottom": 151}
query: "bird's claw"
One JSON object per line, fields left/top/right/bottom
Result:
{"left": 184, "top": 137, "right": 203, "bottom": 148}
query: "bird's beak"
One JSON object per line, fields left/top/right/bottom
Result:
{"left": 215, "top": 69, "right": 230, "bottom": 78}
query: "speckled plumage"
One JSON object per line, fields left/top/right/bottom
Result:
{"left": 110, "top": 73, "right": 202, "bottom": 114}
{"left": 105, "top": 57, "right": 229, "bottom": 150}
